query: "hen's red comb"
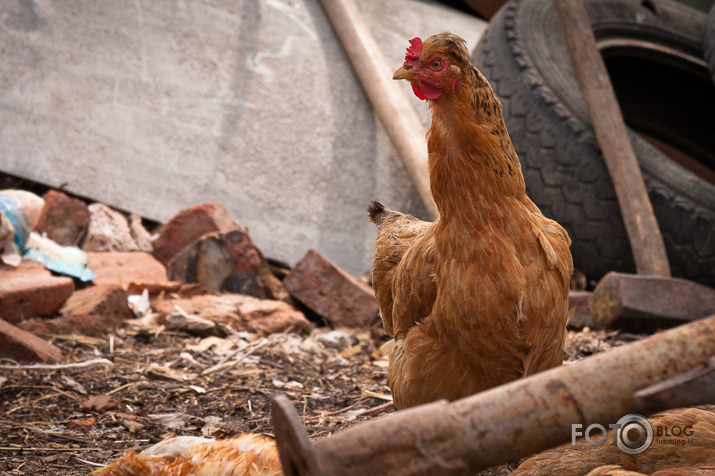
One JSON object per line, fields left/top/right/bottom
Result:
{"left": 405, "top": 37, "right": 423, "bottom": 62}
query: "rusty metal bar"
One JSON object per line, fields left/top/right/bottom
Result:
{"left": 273, "top": 316, "right": 715, "bottom": 475}
{"left": 591, "top": 271, "right": 715, "bottom": 331}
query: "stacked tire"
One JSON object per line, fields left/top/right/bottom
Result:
{"left": 474, "top": 0, "right": 715, "bottom": 287}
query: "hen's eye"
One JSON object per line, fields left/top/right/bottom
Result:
{"left": 431, "top": 60, "right": 442, "bottom": 70}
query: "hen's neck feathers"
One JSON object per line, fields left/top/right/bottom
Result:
{"left": 427, "top": 62, "right": 526, "bottom": 226}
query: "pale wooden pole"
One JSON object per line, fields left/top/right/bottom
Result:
{"left": 553, "top": 0, "right": 671, "bottom": 276}
{"left": 319, "top": 0, "right": 438, "bottom": 220}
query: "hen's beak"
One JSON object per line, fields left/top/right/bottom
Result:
{"left": 393, "top": 66, "right": 417, "bottom": 81}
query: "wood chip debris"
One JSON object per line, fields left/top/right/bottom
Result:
{"left": 0, "top": 323, "right": 633, "bottom": 474}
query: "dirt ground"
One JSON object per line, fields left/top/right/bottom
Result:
{"left": 0, "top": 322, "right": 638, "bottom": 475}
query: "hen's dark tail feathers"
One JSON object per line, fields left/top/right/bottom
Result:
{"left": 368, "top": 201, "right": 386, "bottom": 225}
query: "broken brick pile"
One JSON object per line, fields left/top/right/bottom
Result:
{"left": 0, "top": 191, "right": 379, "bottom": 363}
{"left": 0, "top": 190, "right": 594, "bottom": 365}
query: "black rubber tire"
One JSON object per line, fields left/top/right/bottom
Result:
{"left": 474, "top": 0, "right": 715, "bottom": 287}
{"left": 706, "top": 4, "right": 715, "bottom": 84}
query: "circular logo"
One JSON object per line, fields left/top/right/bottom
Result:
{"left": 615, "top": 414, "right": 653, "bottom": 455}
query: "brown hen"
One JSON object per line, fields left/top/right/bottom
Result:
{"left": 370, "top": 32, "right": 573, "bottom": 409}
{"left": 95, "top": 434, "right": 281, "bottom": 476}
{"left": 513, "top": 408, "right": 715, "bottom": 476}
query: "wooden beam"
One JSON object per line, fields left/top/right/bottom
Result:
{"left": 553, "top": 0, "right": 671, "bottom": 276}
{"left": 319, "top": 0, "right": 438, "bottom": 220}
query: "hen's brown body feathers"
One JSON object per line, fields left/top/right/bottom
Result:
{"left": 95, "top": 434, "right": 281, "bottom": 476}
{"left": 513, "top": 408, "right": 715, "bottom": 476}
{"left": 372, "top": 32, "right": 573, "bottom": 409}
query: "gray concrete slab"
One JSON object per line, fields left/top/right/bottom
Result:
{"left": 0, "top": 0, "right": 486, "bottom": 276}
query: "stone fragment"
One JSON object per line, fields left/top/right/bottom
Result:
{"left": 129, "top": 212, "right": 154, "bottom": 252}
{"left": 151, "top": 203, "right": 238, "bottom": 266}
{"left": 168, "top": 230, "right": 264, "bottom": 298}
{"left": 60, "top": 284, "right": 132, "bottom": 319}
{"left": 150, "top": 290, "right": 312, "bottom": 335}
{"left": 0, "top": 318, "right": 63, "bottom": 363}
{"left": 34, "top": 190, "right": 90, "bottom": 246}
{"left": 284, "top": 250, "right": 378, "bottom": 328}
{"left": 21, "top": 285, "right": 133, "bottom": 337}
{"left": 87, "top": 251, "right": 168, "bottom": 289}
{"left": 82, "top": 203, "right": 139, "bottom": 252}
{"left": 81, "top": 394, "right": 119, "bottom": 413}
{"left": 568, "top": 291, "right": 594, "bottom": 329}
{"left": 0, "top": 260, "right": 75, "bottom": 324}
{"left": 122, "top": 419, "right": 144, "bottom": 433}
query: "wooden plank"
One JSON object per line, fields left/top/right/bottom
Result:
{"left": 319, "top": 0, "right": 438, "bottom": 220}
{"left": 553, "top": 0, "right": 670, "bottom": 276}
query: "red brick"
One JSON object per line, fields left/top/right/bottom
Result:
{"left": 568, "top": 291, "right": 594, "bottom": 329}
{"left": 152, "top": 291, "right": 312, "bottom": 335}
{"left": 284, "top": 250, "right": 378, "bottom": 328}
{"left": 87, "top": 251, "right": 168, "bottom": 289}
{"left": 0, "top": 318, "right": 63, "bottom": 363}
{"left": 152, "top": 203, "right": 239, "bottom": 266}
{"left": 233, "top": 296, "right": 312, "bottom": 335}
{"left": 0, "top": 260, "right": 75, "bottom": 324}
{"left": 168, "top": 230, "right": 265, "bottom": 298}
{"left": 21, "top": 285, "right": 133, "bottom": 337}
{"left": 34, "top": 190, "right": 90, "bottom": 246}
{"left": 61, "top": 284, "right": 131, "bottom": 319}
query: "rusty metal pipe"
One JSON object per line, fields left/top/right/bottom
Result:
{"left": 273, "top": 316, "right": 715, "bottom": 475}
